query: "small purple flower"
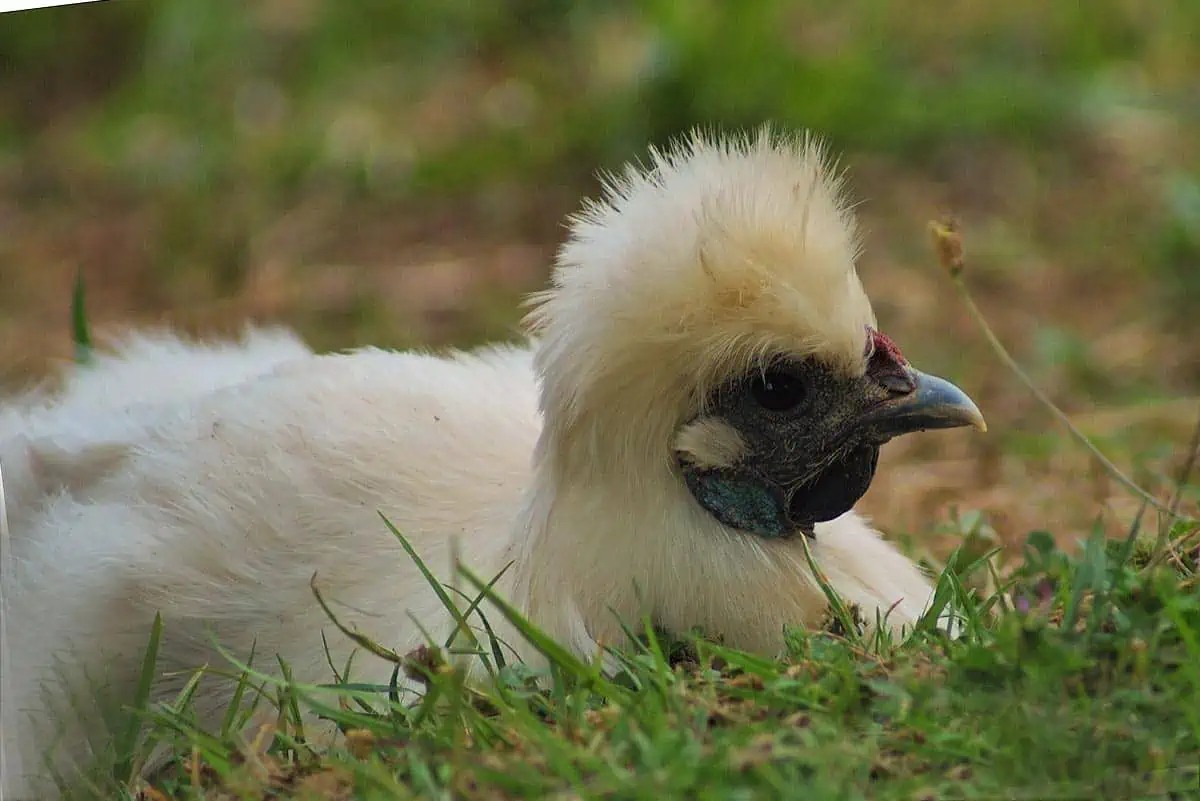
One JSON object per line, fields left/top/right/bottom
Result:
{"left": 1035, "top": 578, "right": 1055, "bottom": 603}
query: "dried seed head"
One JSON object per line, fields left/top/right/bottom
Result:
{"left": 928, "top": 217, "right": 965, "bottom": 277}
{"left": 402, "top": 643, "right": 446, "bottom": 684}
{"left": 344, "top": 728, "right": 377, "bottom": 760}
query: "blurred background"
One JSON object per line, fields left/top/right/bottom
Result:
{"left": 1, "top": 0, "right": 1197, "bottom": 559}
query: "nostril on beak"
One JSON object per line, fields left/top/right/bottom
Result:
{"left": 877, "top": 372, "right": 916, "bottom": 397}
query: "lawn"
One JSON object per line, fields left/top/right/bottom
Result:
{"left": 0, "top": 1, "right": 1198, "bottom": 798}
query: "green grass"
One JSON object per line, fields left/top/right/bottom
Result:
{"left": 45, "top": 516, "right": 1199, "bottom": 800}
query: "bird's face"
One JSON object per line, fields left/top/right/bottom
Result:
{"left": 675, "top": 327, "right": 985, "bottom": 539}
{"left": 528, "top": 128, "right": 987, "bottom": 534}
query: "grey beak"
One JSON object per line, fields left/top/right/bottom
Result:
{"left": 864, "top": 367, "right": 987, "bottom": 436}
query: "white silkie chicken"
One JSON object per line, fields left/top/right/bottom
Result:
{"left": 0, "top": 128, "right": 985, "bottom": 797}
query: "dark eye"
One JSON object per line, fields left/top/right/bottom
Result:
{"left": 749, "top": 368, "right": 807, "bottom": 412}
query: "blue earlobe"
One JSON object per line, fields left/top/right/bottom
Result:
{"left": 683, "top": 469, "right": 793, "bottom": 539}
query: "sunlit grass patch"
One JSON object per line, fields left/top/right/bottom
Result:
{"left": 38, "top": 512, "right": 1191, "bottom": 801}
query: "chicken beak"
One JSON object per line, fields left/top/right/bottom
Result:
{"left": 864, "top": 367, "right": 987, "bottom": 437}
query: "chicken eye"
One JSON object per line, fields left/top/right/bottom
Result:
{"left": 749, "top": 369, "right": 807, "bottom": 412}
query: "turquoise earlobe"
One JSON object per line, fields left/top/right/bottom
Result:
{"left": 682, "top": 468, "right": 793, "bottom": 539}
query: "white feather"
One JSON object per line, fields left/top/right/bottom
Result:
{"left": 0, "top": 129, "right": 943, "bottom": 798}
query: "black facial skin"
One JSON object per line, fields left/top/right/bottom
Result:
{"left": 678, "top": 357, "right": 905, "bottom": 540}
{"left": 677, "top": 325, "right": 985, "bottom": 541}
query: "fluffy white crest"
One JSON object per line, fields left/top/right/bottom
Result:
{"left": 526, "top": 127, "right": 877, "bottom": 476}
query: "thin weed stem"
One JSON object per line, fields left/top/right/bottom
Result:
{"left": 928, "top": 220, "right": 1189, "bottom": 523}
{"left": 1167, "top": 406, "right": 1200, "bottom": 521}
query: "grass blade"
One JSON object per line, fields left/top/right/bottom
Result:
{"left": 379, "top": 513, "right": 482, "bottom": 657}
{"left": 71, "top": 267, "right": 94, "bottom": 366}
{"left": 456, "top": 563, "right": 632, "bottom": 703}
{"left": 112, "top": 611, "right": 164, "bottom": 785}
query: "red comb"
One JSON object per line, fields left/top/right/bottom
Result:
{"left": 868, "top": 328, "right": 907, "bottom": 365}
{"left": 865, "top": 327, "right": 909, "bottom": 383}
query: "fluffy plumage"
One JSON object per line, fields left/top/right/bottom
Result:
{"left": 0, "top": 128, "right": 983, "bottom": 798}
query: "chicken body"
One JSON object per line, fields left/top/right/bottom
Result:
{"left": 0, "top": 129, "right": 981, "bottom": 798}
{"left": 2, "top": 337, "right": 544, "bottom": 796}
